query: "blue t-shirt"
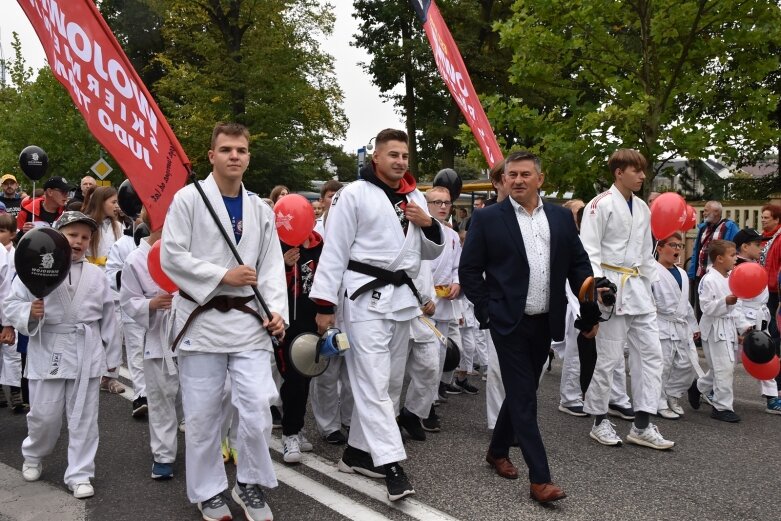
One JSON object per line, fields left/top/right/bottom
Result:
{"left": 222, "top": 193, "right": 243, "bottom": 243}
{"left": 668, "top": 266, "right": 682, "bottom": 290}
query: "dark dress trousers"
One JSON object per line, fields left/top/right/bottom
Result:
{"left": 459, "top": 197, "right": 592, "bottom": 483}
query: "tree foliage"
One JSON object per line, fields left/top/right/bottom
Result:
{"left": 478, "top": 0, "right": 781, "bottom": 199}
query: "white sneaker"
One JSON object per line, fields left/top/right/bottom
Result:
{"left": 667, "top": 397, "right": 684, "bottom": 416}
{"left": 298, "top": 432, "right": 313, "bottom": 452}
{"left": 658, "top": 408, "right": 680, "bottom": 420}
{"left": 22, "top": 462, "right": 42, "bottom": 482}
{"left": 283, "top": 434, "right": 301, "bottom": 464}
{"left": 589, "top": 419, "right": 623, "bottom": 446}
{"left": 627, "top": 423, "right": 675, "bottom": 450}
{"left": 70, "top": 482, "right": 95, "bottom": 499}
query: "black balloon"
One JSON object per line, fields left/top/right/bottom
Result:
{"left": 15, "top": 228, "right": 72, "bottom": 298}
{"left": 443, "top": 337, "right": 461, "bottom": 372}
{"left": 118, "top": 179, "right": 143, "bottom": 218}
{"left": 18, "top": 146, "right": 49, "bottom": 181}
{"left": 133, "top": 223, "right": 150, "bottom": 246}
{"left": 433, "top": 168, "right": 463, "bottom": 201}
{"left": 743, "top": 330, "right": 776, "bottom": 364}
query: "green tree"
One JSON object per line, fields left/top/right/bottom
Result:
{"left": 479, "top": 0, "right": 781, "bottom": 200}
{"left": 146, "top": 0, "right": 347, "bottom": 196}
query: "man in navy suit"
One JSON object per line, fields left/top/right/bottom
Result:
{"left": 459, "top": 151, "right": 598, "bottom": 504}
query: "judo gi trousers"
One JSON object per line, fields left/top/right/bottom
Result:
{"left": 584, "top": 312, "right": 663, "bottom": 416}
{"left": 0, "top": 343, "right": 22, "bottom": 387}
{"left": 144, "top": 358, "right": 180, "bottom": 464}
{"left": 179, "top": 350, "right": 278, "bottom": 503}
{"left": 220, "top": 377, "right": 239, "bottom": 447}
{"left": 397, "top": 339, "right": 439, "bottom": 419}
{"left": 124, "top": 322, "right": 146, "bottom": 400}
{"left": 561, "top": 344, "right": 632, "bottom": 408}
{"left": 485, "top": 332, "right": 504, "bottom": 430}
{"left": 23, "top": 378, "right": 100, "bottom": 488}
{"left": 344, "top": 317, "right": 410, "bottom": 467}
{"left": 698, "top": 339, "right": 735, "bottom": 411}
{"left": 658, "top": 338, "right": 697, "bottom": 409}
{"left": 310, "top": 356, "right": 353, "bottom": 435}
{"left": 435, "top": 319, "right": 460, "bottom": 387}
{"left": 458, "top": 326, "right": 476, "bottom": 373}
{"left": 475, "top": 329, "right": 489, "bottom": 367}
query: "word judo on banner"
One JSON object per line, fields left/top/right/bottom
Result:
{"left": 18, "top": 0, "right": 191, "bottom": 231}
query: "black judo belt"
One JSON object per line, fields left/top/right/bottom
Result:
{"left": 171, "top": 291, "right": 265, "bottom": 351}
{"left": 347, "top": 260, "right": 423, "bottom": 305}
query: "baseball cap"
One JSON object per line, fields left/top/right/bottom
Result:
{"left": 53, "top": 211, "right": 98, "bottom": 232}
{"left": 43, "top": 176, "right": 75, "bottom": 192}
{"left": 0, "top": 174, "right": 17, "bottom": 184}
{"left": 733, "top": 228, "right": 762, "bottom": 250}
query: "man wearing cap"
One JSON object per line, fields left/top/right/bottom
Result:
{"left": 0, "top": 174, "right": 22, "bottom": 218}
{"left": 16, "top": 177, "right": 72, "bottom": 235}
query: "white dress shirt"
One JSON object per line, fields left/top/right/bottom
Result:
{"left": 509, "top": 195, "right": 551, "bottom": 315}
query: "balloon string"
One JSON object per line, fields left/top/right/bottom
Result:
{"left": 293, "top": 263, "right": 298, "bottom": 322}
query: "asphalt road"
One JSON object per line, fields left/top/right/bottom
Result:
{"left": 0, "top": 356, "right": 779, "bottom": 521}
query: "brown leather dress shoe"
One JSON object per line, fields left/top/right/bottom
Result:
{"left": 485, "top": 451, "right": 519, "bottom": 480}
{"left": 529, "top": 482, "right": 567, "bottom": 503}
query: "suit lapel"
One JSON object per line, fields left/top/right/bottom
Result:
{"left": 500, "top": 198, "right": 527, "bottom": 259}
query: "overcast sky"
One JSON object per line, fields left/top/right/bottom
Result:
{"left": 1, "top": 1, "right": 405, "bottom": 154}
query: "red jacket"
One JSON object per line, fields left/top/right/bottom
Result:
{"left": 761, "top": 224, "right": 781, "bottom": 292}
{"left": 16, "top": 197, "right": 64, "bottom": 231}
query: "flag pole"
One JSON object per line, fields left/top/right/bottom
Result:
{"left": 187, "top": 169, "right": 278, "bottom": 342}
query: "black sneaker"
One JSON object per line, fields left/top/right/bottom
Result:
{"left": 607, "top": 404, "right": 635, "bottom": 421}
{"left": 325, "top": 430, "right": 347, "bottom": 445}
{"left": 455, "top": 378, "right": 479, "bottom": 395}
{"left": 711, "top": 409, "right": 741, "bottom": 423}
{"left": 385, "top": 463, "right": 415, "bottom": 501}
{"left": 9, "top": 388, "right": 28, "bottom": 414}
{"left": 444, "top": 383, "right": 463, "bottom": 395}
{"left": 337, "top": 445, "right": 386, "bottom": 478}
{"left": 132, "top": 396, "right": 148, "bottom": 418}
{"left": 437, "top": 383, "right": 449, "bottom": 402}
{"left": 397, "top": 408, "right": 426, "bottom": 441}
{"left": 687, "top": 380, "right": 701, "bottom": 410}
{"left": 421, "top": 407, "right": 441, "bottom": 432}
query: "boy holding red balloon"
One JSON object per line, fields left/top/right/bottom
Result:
{"left": 695, "top": 239, "right": 753, "bottom": 422}
{"left": 4, "top": 211, "right": 121, "bottom": 499}
{"left": 732, "top": 229, "right": 781, "bottom": 414}
{"left": 120, "top": 208, "right": 181, "bottom": 480}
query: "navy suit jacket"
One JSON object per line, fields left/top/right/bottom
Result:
{"left": 459, "top": 197, "right": 593, "bottom": 341}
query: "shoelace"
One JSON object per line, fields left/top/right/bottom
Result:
{"left": 241, "top": 485, "right": 266, "bottom": 508}
{"left": 204, "top": 493, "right": 227, "bottom": 509}
{"left": 286, "top": 437, "right": 300, "bottom": 453}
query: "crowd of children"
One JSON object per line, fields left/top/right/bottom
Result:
{"left": 0, "top": 128, "right": 779, "bottom": 521}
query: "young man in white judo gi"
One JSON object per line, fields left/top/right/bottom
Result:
{"left": 120, "top": 209, "right": 180, "bottom": 480}
{"left": 310, "top": 128, "right": 444, "bottom": 501}
{"left": 695, "top": 239, "right": 752, "bottom": 422}
{"left": 580, "top": 149, "right": 673, "bottom": 449}
{"left": 652, "top": 232, "right": 703, "bottom": 420}
{"left": 161, "top": 122, "right": 288, "bottom": 521}
{"left": 5, "top": 211, "right": 121, "bottom": 499}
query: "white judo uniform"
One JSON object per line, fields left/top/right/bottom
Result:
{"left": 697, "top": 267, "right": 752, "bottom": 411}
{"left": 120, "top": 238, "right": 180, "bottom": 465}
{"left": 4, "top": 259, "right": 121, "bottom": 488}
{"left": 107, "top": 233, "right": 145, "bottom": 400}
{"left": 580, "top": 185, "right": 663, "bottom": 416}
{"left": 430, "top": 226, "right": 462, "bottom": 388}
{"left": 652, "top": 261, "right": 703, "bottom": 410}
{"left": 0, "top": 245, "right": 21, "bottom": 388}
{"left": 735, "top": 270, "right": 777, "bottom": 398}
{"left": 310, "top": 178, "right": 444, "bottom": 466}
{"left": 161, "top": 175, "right": 288, "bottom": 502}
{"left": 457, "top": 295, "right": 477, "bottom": 374}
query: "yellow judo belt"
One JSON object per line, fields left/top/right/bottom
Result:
{"left": 600, "top": 263, "right": 639, "bottom": 289}
{"left": 86, "top": 256, "right": 108, "bottom": 267}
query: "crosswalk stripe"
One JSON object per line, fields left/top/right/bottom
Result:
{"left": 268, "top": 438, "right": 461, "bottom": 521}
{"left": 273, "top": 463, "right": 395, "bottom": 521}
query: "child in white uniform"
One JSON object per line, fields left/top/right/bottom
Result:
{"left": 0, "top": 213, "right": 23, "bottom": 411}
{"left": 5, "top": 211, "right": 120, "bottom": 498}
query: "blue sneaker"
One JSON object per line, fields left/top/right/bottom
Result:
{"left": 151, "top": 461, "right": 173, "bottom": 480}
{"left": 766, "top": 397, "right": 781, "bottom": 415}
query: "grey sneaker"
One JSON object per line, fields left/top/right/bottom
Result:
{"left": 667, "top": 396, "right": 684, "bottom": 416}
{"left": 589, "top": 419, "right": 623, "bottom": 446}
{"left": 232, "top": 483, "right": 273, "bottom": 521}
{"left": 627, "top": 423, "right": 674, "bottom": 450}
{"left": 197, "top": 492, "right": 232, "bottom": 521}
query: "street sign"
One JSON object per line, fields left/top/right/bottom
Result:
{"left": 90, "top": 158, "right": 113, "bottom": 180}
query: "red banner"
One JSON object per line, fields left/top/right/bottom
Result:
{"left": 17, "top": 0, "right": 190, "bottom": 230}
{"left": 413, "top": 0, "right": 502, "bottom": 167}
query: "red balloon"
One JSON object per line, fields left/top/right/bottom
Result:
{"left": 741, "top": 352, "right": 780, "bottom": 381}
{"left": 650, "top": 192, "right": 686, "bottom": 239}
{"left": 683, "top": 205, "right": 697, "bottom": 231}
{"left": 729, "top": 262, "right": 767, "bottom": 299}
{"left": 274, "top": 194, "right": 315, "bottom": 246}
{"left": 147, "top": 239, "right": 178, "bottom": 293}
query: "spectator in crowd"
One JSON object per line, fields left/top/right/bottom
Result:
{"left": 473, "top": 196, "right": 485, "bottom": 210}
{"left": 0, "top": 174, "right": 22, "bottom": 218}
{"left": 69, "top": 176, "right": 97, "bottom": 209}
{"left": 759, "top": 203, "right": 781, "bottom": 367}
{"left": 16, "top": 176, "right": 72, "bottom": 236}
{"left": 270, "top": 185, "right": 290, "bottom": 204}
{"left": 312, "top": 200, "right": 324, "bottom": 219}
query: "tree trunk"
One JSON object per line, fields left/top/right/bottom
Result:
{"left": 401, "top": 15, "right": 418, "bottom": 177}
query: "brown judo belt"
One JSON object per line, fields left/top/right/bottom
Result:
{"left": 171, "top": 291, "right": 265, "bottom": 350}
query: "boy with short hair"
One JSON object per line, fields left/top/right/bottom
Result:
{"left": 4, "top": 211, "right": 121, "bottom": 499}
{"left": 120, "top": 209, "right": 180, "bottom": 479}
{"left": 732, "top": 229, "right": 781, "bottom": 414}
{"left": 652, "top": 232, "right": 702, "bottom": 420}
{"left": 0, "top": 213, "right": 23, "bottom": 412}
{"left": 696, "top": 239, "right": 752, "bottom": 422}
